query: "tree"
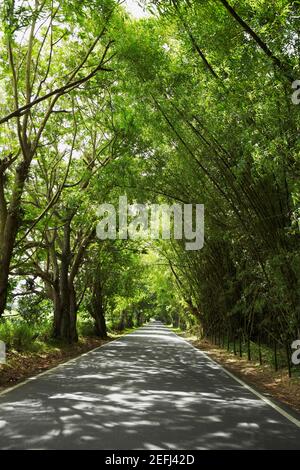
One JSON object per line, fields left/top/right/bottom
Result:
{"left": 0, "top": 0, "right": 116, "bottom": 317}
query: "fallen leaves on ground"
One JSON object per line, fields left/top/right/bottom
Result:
{"left": 0, "top": 337, "right": 112, "bottom": 392}
{"left": 183, "top": 334, "right": 300, "bottom": 414}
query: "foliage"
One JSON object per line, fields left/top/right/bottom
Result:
{"left": 0, "top": 0, "right": 299, "bottom": 351}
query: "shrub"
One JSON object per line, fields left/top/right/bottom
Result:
{"left": 77, "top": 318, "right": 95, "bottom": 337}
{"left": 0, "top": 319, "right": 52, "bottom": 352}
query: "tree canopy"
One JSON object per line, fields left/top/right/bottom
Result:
{"left": 0, "top": 0, "right": 299, "bottom": 349}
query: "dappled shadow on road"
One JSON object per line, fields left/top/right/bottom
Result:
{"left": 0, "top": 321, "right": 300, "bottom": 449}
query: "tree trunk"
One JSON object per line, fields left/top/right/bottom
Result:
{"left": 55, "top": 278, "right": 79, "bottom": 343}
{"left": 0, "top": 245, "right": 13, "bottom": 315}
{"left": 0, "top": 159, "right": 30, "bottom": 316}
{"left": 90, "top": 271, "right": 107, "bottom": 338}
{"left": 52, "top": 282, "right": 78, "bottom": 343}
{"left": 52, "top": 284, "right": 62, "bottom": 338}
{"left": 52, "top": 220, "right": 78, "bottom": 343}
{"left": 69, "top": 282, "right": 78, "bottom": 342}
{"left": 93, "top": 303, "right": 107, "bottom": 339}
{"left": 59, "top": 226, "right": 71, "bottom": 341}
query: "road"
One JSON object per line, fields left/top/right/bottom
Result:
{"left": 0, "top": 321, "right": 300, "bottom": 449}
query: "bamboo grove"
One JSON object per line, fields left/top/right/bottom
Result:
{"left": 0, "top": 0, "right": 299, "bottom": 353}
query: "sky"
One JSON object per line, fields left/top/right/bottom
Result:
{"left": 123, "top": 0, "right": 152, "bottom": 19}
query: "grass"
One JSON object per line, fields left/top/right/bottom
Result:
{"left": 0, "top": 320, "right": 52, "bottom": 353}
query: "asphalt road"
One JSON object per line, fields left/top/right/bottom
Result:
{"left": 0, "top": 321, "right": 300, "bottom": 449}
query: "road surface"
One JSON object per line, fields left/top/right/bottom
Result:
{"left": 0, "top": 321, "right": 300, "bottom": 449}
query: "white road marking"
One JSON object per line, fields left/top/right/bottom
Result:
{"left": 2, "top": 323, "right": 300, "bottom": 432}
{"left": 177, "top": 330, "right": 300, "bottom": 429}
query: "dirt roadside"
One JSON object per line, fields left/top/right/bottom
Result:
{"left": 181, "top": 333, "right": 300, "bottom": 414}
{"left": 0, "top": 336, "right": 111, "bottom": 393}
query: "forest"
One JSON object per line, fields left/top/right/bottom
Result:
{"left": 0, "top": 0, "right": 299, "bottom": 374}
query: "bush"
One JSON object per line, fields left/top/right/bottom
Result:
{"left": 12, "top": 323, "right": 36, "bottom": 350}
{"left": 17, "top": 295, "right": 52, "bottom": 325}
{"left": 0, "top": 320, "right": 35, "bottom": 351}
{"left": 0, "top": 319, "right": 52, "bottom": 352}
{"left": 0, "top": 321, "right": 13, "bottom": 347}
{"left": 77, "top": 318, "right": 95, "bottom": 337}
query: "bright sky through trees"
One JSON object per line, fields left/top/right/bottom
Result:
{"left": 123, "top": 0, "right": 151, "bottom": 19}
